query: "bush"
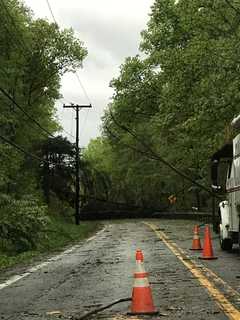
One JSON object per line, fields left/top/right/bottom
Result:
{"left": 0, "top": 194, "right": 49, "bottom": 252}
{"left": 48, "top": 193, "right": 74, "bottom": 219}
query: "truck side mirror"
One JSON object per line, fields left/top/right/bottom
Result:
{"left": 211, "top": 184, "right": 222, "bottom": 192}
{"left": 211, "top": 159, "right": 219, "bottom": 185}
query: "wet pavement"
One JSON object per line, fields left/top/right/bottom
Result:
{"left": 0, "top": 219, "right": 240, "bottom": 320}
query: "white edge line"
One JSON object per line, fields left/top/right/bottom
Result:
{"left": 87, "top": 227, "right": 106, "bottom": 242}
{"left": 0, "top": 226, "right": 106, "bottom": 290}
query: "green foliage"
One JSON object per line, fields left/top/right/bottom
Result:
{"left": 82, "top": 139, "right": 111, "bottom": 202}
{"left": 0, "top": 216, "right": 100, "bottom": 270}
{"left": 38, "top": 136, "right": 75, "bottom": 204}
{"left": 37, "top": 216, "right": 100, "bottom": 252}
{"left": 0, "top": 0, "right": 87, "bottom": 197}
{"left": 85, "top": 0, "right": 240, "bottom": 211}
{"left": 0, "top": 194, "right": 48, "bottom": 252}
{"left": 0, "top": 0, "right": 88, "bottom": 254}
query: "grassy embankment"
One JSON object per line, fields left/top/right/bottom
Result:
{"left": 0, "top": 215, "right": 101, "bottom": 271}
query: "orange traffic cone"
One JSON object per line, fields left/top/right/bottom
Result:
{"left": 190, "top": 225, "right": 202, "bottom": 250}
{"left": 199, "top": 225, "right": 218, "bottom": 260}
{"left": 129, "top": 249, "right": 158, "bottom": 315}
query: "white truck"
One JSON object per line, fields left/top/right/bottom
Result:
{"left": 211, "top": 115, "right": 240, "bottom": 250}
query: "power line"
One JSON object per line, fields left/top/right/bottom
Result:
{"left": 0, "top": 134, "right": 47, "bottom": 164}
{"left": 44, "top": 1, "right": 93, "bottom": 140}
{"left": 0, "top": 133, "right": 74, "bottom": 167}
{"left": 11, "top": 108, "right": 50, "bottom": 139}
{"left": 61, "top": 127, "right": 75, "bottom": 140}
{"left": 1, "top": 0, "right": 76, "bottom": 141}
{"left": 45, "top": 0, "right": 57, "bottom": 24}
{"left": 59, "top": 97, "right": 76, "bottom": 105}
{"left": 44, "top": 0, "right": 93, "bottom": 106}
{"left": 80, "top": 108, "right": 90, "bottom": 136}
{"left": 0, "top": 2, "right": 78, "bottom": 167}
{"left": 1, "top": 0, "right": 93, "bottom": 194}
{"left": 0, "top": 1, "right": 58, "bottom": 139}
{"left": 0, "top": 87, "right": 54, "bottom": 138}
{"left": 57, "top": 100, "right": 75, "bottom": 139}
{"left": 74, "top": 72, "right": 92, "bottom": 105}
{"left": 74, "top": 72, "right": 92, "bottom": 135}
{"left": 70, "top": 108, "right": 74, "bottom": 137}
{"left": 108, "top": 111, "right": 219, "bottom": 198}
{"left": 1, "top": 0, "right": 73, "bottom": 109}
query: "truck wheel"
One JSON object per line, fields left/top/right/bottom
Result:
{"left": 220, "top": 237, "right": 233, "bottom": 251}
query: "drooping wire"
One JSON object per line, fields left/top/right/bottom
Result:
{"left": 0, "top": 0, "right": 58, "bottom": 139}
{"left": 44, "top": 0, "right": 92, "bottom": 106}
{"left": 80, "top": 108, "right": 90, "bottom": 136}
{"left": 44, "top": 0, "right": 93, "bottom": 141}
{"left": 1, "top": 0, "right": 77, "bottom": 141}
{"left": 0, "top": 133, "right": 73, "bottom": 167}
{"left": 61, "top": 128, "right": 75, "bottom": 140}
{"left": 74, "top": 72, "right": 92, "bottom": 105}
{"left": 57, "top": 99, "right": 75, "bottom": 139}
{"left": 0, "top": 134, "right": 48, "bottom": 164}
{"left": 0, "top": 87, "right": 55, "bottom": 138}
{"left": 44, "top": 0, "right": 93, "bottom": 106}
{"left": 45, "top": 0, "right": 57, "bottom": 24}
{"left": 108, "top": 111, "right": 218, "bottom": 198}
{"left": 0, "top": 2, "right": 75, "bottom": 172}
{"left": 70, "top": 108, "right": 75, "bottom": 137}
{"left": 11, "top": 107, "right": 50, "bottom": 139}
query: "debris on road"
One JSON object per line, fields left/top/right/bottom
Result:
{"left": 1, "top": 220, "right": 240, "bottom": 320}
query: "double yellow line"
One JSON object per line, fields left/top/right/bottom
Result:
{"left": 145, "top": 222, "right": 240, "bottom": 320}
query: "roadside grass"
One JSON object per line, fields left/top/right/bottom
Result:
{"left": 0, "top": 215, "right": 101, "bottom": 271}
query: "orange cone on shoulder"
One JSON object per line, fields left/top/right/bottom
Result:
{"left": 199, "top": 225, "right": 218, "bottom": 260}
{"left": 190, "top": 225, "right": 202, "bottom": 250}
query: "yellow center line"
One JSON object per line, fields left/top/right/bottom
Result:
{"left": 145, "top": 222, "right": 240, "bottom": 320}
{"left": 177, "top": 243, "right": 240, "bottom": 300}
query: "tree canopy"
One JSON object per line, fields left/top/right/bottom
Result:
{"left": 0, "top": 0, "right": 87, "bottom": 251}
{"left": 0, "top": 0, "right": 87, "bottom": 195}
{"left": 84, "top": 0, "right": 240, "bottom": 210}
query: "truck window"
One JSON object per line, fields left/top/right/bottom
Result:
{"left": 227, "top": 160, "right": 232, "bottom": 179}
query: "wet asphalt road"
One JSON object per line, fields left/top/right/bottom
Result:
{"left": 0, "top": 219, "right": 240, "bottom": 320}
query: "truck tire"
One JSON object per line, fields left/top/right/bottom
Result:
{"left": 220, "top": 237, "right": 233, "bottom": 251}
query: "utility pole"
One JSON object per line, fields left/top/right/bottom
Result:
{"left": 63, "top": 103, "right": 92, "bottom": 225}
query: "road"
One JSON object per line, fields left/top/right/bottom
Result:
{"left": 0, "top": 219, "right": 240, "bottom": 320}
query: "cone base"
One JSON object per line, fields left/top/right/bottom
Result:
{"left": 127, "top": 311, "right": 159, "bottom": 316}
{"left": 199, "top": 256, "right": 218, "bottom": 260}
{"left": 130, "top": 287, "right": 156, "bottom": 315}
{"left": 190, "top": 248, "right": 202, "bottom": 251}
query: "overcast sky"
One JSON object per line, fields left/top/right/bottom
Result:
{"left": 23, "top": 0, "right": 154, "bottom": 146}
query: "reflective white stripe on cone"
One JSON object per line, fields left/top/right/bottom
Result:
{"left": 129, "top": 250, "right": 158, "bottom": 315}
